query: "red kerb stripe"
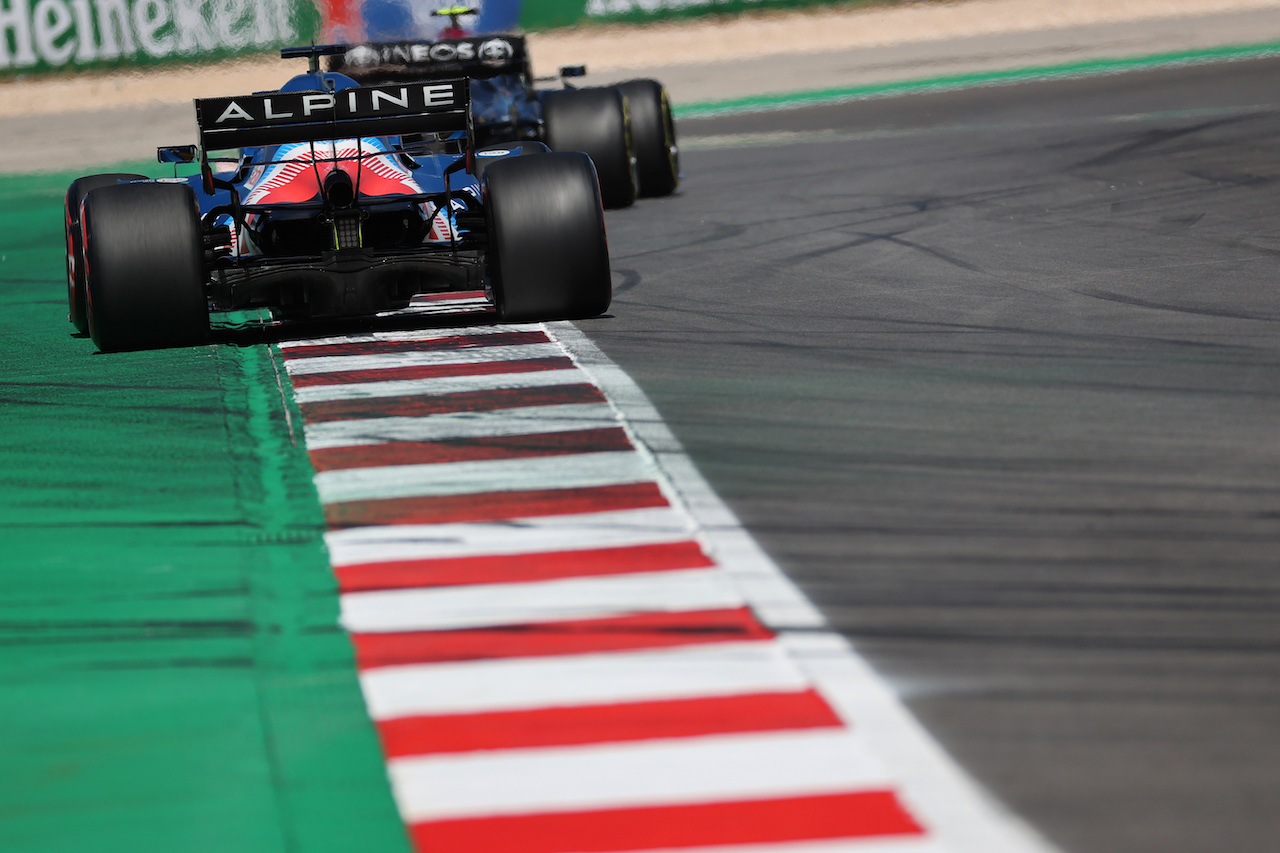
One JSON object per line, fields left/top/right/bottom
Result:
{"left": 289, "top": 356, "right": 575, "bottom": 388}
{"left": 282, "top": 330, "right": 548, "bottom": 359}
{"left": 336, "top": 540, "right": 714, "bottom": 592}
{"left": 379, "top": 689, "right": 841, "bottom": 757}
{"left": 301, "top": 383, "right": 605, "bottom": 423}
{"left": 351, "top": 607, "right": 772, "bottom": 668}
{"left": 310, "top": 427, "right": 634, "bottom": 472}
{"left": 409, "top": 791, "right": 925, "bottom": 853}
{"left": 324, "top": 482, "right": 668, "bottom": 527}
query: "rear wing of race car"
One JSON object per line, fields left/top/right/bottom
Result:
{"left": 194, "top": 79, "right": 471, "bottom": 151}
{"left": 331, "top": 36, "right": 531, "bottom": 84}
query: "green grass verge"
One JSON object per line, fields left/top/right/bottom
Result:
{"left": 0, "top": 165, "right": 408, "bottom": 853}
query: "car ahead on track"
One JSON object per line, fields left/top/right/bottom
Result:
{"left": 64, "top": 45, "right": 611, "bottom": 353}
{"left": 330, "top": 30, "right": 680, "bottom": 209}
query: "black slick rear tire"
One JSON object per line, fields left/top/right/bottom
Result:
{"left": 484, "top": 151, "right": 611, "bottom": 322}
{"left": 82, "top": 182, "right": 209, "bottom": 353}
{"left": 616, "top": 79, "right": 679, "bottom": 198}
{"left": 64, "top": 173, "right": 146, "bottom": 334}
{"left": 541, "top": 88, "right": 637, "bottom": 209}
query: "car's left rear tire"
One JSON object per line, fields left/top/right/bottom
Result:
{"left": 82, "top": 182, "right": 209, "bottom": 353}
{"left": 64, "top": 173, "right": 146, "bottom": 334}
{"left": 484, "top": 151, "right": 611, "bottom": 322}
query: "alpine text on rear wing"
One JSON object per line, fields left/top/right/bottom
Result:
{"left": 195, "top": 80, "right": 471, "bottom": 150}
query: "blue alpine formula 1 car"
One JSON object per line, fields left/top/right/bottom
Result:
{"left": 64, "top": 45, "right": 611, "bottom": 353}
{"left": 330, "top": 33, "right": 679, "bottom": 209}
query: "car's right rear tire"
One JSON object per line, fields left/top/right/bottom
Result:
{"left": 82, "top": 182, "right": 209, "bottom": 353}
{"left": 64, "top": 173, "right": 146, "bottom": 334}
{"left": 616, "top": 79, "right": 679, "bottom": 198}
{"left": 541, "top": 87, "right": 637, "bottom": 209}
{"left": 484, "top": 151, "right": 611, "bottom": 322}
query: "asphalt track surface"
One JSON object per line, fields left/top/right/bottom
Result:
{"left": 583, "top": 57, "right": 1280, "bottom": 853}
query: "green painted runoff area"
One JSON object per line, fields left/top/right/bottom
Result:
{"left": 0, "top": 165, "right": 409, "bottom": 853}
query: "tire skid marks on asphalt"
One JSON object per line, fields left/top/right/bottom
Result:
{"left": 279, "top": 322, "right": 1055, "bottom": 853}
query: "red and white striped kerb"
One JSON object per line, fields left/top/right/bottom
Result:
{"left": 277, "top": 321, "right": 1056, "bottom": 853}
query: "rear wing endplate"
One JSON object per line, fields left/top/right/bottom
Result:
{"left": 195, "top": 80, "right": 470, "bottom": 151}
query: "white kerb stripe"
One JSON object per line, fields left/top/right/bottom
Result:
{"left": 293, "top": 367, "right": 587, "bottom": 403}
{"left": 302, "top": 402, "right": 619, "bottom": 450}
{"left": 324, "top": 506, "right": 693, "bottom": 566}
{"left": 314, "top": 450, "right": 654, "bottom": 504}
{"left": 359, "top": 639, "right": 805, "bottom": 719}
{"left": 285, "top": 343, "right": 565, "bottom": 376}
{"left": 388, "top": 729, "right": 890, "bottom": 822}
{"left": 340, "top": 568, "right": 743, "bottom": 633}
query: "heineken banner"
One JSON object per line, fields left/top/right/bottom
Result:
{"left": 1, "top": 0, "right": 836, "bottom": 75}
{"left": 0, "top": 0, "right": 317, "bottom": 71}
{"left": 0, "top": 0, "right": 521, "bottom": 74}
